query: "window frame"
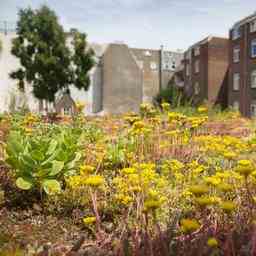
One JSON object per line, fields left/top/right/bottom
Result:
{"left": 150, "top": 61, "right": 157, "bottom": 70}
{"left": 194, "top": 82, "right": 200, "bottom": 95}
{"left": 233, "top": 101, "right": 240, "bottom": 111}
{"left": 233, "top": 73, "right": 240, "bottom": 91}
{"left": 251, "top": 70, "right": 256, "bottom": 88}
{"left": 250, "top": 19, "right": 256, "bottom": 33}
{"left": 251, "top": 39, "right": 256, "bottom": 58}
{"left": 194, "top": 60, "right": 200, "bottom": 73}
{"left": 251, "top": 101, "right": 256, "bottom": 117}
{"left": 186, "top": 64, "right": 190, "bottom": 77}
{"left": 194, "top": 46, "right": 200, "bottom": 56}
{"left": 233, "top": 47, "right": 240, "bottom": 63}
{"left": 232, "top": 27, "right": 241, "bottom": 40}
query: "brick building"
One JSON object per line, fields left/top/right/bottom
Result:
{"left": 228, "top": 12, "right": 256, "bottom": 117}
{"left": 100, "top": 43, "right": 183, "bottom": 114}
{"left": 183, "top": 36, "right": 229, "bottom": 107}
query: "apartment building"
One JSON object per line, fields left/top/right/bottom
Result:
{"left": 183, "top": 36, "right": 229, "bottom": 107}
{"left": 228, "top": 12, "right": 256, "bottom": 117}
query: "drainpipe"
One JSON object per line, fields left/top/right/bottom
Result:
{"left": 243, "top": 25, "right": 249, "bottom": 116}
{"left": 160, "top": 45, "right": 164, "bottom": 90}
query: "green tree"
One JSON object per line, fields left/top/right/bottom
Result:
{"left": 10, "top": 5, "right": 95, "bottom": 111}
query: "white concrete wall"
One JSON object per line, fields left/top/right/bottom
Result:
{"left": 0, "top": 32, "right": 39, "bottom": 113}
{"left": 0, "top": 32, "right": 103, "bottom": 115}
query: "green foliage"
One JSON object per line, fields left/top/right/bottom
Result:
{"left": 5, "top": 129, "right": 82, "bottom": 195}
{"left": 155, "top": 85, "right": 190, "bottom": 108}
{"left": 10, "top": 5, "right": 95, "bottom": 105}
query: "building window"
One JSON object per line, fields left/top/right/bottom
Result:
{"left": 194, "top": 60, "right": 200, "bottom": 73}
{"left": 137, "top": 61, "right": 143, "bottom": 69}
{"left": 150, "top": 62, "right": 157, "bottom": 70}
{"left": 144, "top": 50, "right": 152, "bottom": 56}
{"left": 233, "top": 101, "right": 239, "bottom": 111}
{"left": 232, "top": 27, "right": 241, "bottom": 40}
{"left": 233, "top": 47, "right": 240, "bottom": 63}
{"left": 186, "top": 64, "right": 190, "bottom": 77}
{"left": 194, "top": 82, "right": 200, "bottom": 95}
{"left": 250, "top": 19, "right": 256, "bottom": 33}
{"left": 63, "top": 107, "right": 71, "bottom": 116}
{"left": 233, "top": 73, "right": 240, "bottom": 91}
{"left": 251, "top": 39, "right": 256, "bottom": 58}
{"left": 251, "top": 70, "right": 256, "bottom": 88}
{"left": 251, "top": 101, "right": 256, "bottom": 117}
{"left": 194, "top": 46, "right": 200, "bottom": 56}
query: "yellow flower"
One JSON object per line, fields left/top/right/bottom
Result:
{"left": 235, "top": 160, "right": 254, "bottom": 176}
{"left": 223, "top": 152, "right": 237, "bottom": 160}
{"left": 219, "top": 201, "right": 236, "bottom": 214}
{"left": 76, "top": 101, "right": 86, "bottom": 112}
{"left": 83, "top": 216, "right": 96, "bottom": 225}
{"left": 84, "top": 175, "right": 104, "bottom": 187}
{"left": 80, "top": 165, "right": 95, "bottom": 175}
{"left": 161, "top": 102, "right": 170, "bottom": 112}
{"left": 115, "top": 194, "right": 133, "bottom": 205}
{"left": 197, "top": 106, "right": 208, "bottom": 113}
{"left": 189, "top": 185, "right": 209, "bottom": 197}
{"left": 207, "top": 237, "right": 218, "bottom": 247}
{"left": 180, "top": 219, "right": 200, "bottom": 234}
{"left": 217, "top": 183, "right": 233, "bottom": 192}
{"left": 121, "top": 167, "right": 136, "bottom": 175}
{"left": 204, "top": 176, "right": 221, "bottom": 186}
{"left": 144, "top": 199, "right": 162, "bottom": 211}
{"left": 194, "top": 196, "right": 216, "bottom": 207}
{"left": 24, "top": 127, "right": 33, "bottom": 135}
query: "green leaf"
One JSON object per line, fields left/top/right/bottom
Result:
{"left": 49, "top": 161, "right": 64, "bottom": 176}
{"left": 41, "top": 148, "right": 60, "bottom": 166}
{"left": 46, "top": 140, "right": 58, "bottom": 155}
{"left": 66, "top": 152, "right": 81, "bottom": 170}
{"left": 43, "top": 180, "right": 61, "bottom": 195}
{"left": 30, "top": 149, "right": 45, "bottom": 162}
{"left": 16, "top": 177, "right": 33, "bottom": 190}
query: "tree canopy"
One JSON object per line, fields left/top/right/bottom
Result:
{"left": 10, "top": 5, "right": 95, "bottom": 105}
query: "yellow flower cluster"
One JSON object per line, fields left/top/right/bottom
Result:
{"left": 67, "top": 165, "right": 104, "bottom": 189}
{"left": 113, "top": 163, "right": 167, "bottom": 210}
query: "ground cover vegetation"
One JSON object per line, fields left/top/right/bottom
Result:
{"left": 0, "top": 103, "right": 256, "bottom": 255}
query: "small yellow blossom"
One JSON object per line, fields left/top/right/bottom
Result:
{"left": 83, "top": 216, "right": 96, "bottom": 225}
{"left": 219, "top": 201, "right": 236, "bottom": 214}
{"left": 180, "top": 219, "right": 200, "bottom": 234}
{"left": 207, "top": 237, "right": 218, "bottom": 247}
{"left": 84, "top": 175, "right": 105, "bottom": 187}
{"left": 189, "top": 185, "right": 209, "bottom": 197}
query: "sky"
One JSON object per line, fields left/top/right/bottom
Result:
{"left": 0, "top": 0, "right": 255, "bottom": 51}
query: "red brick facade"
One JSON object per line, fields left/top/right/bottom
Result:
{"left": 183, "top": 37, "right": 229, "bottom": 107}
{"left": 228, "top": 13, "right": 256, "bottom": 117}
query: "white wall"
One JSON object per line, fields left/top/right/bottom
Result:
{"left": 0, "top": 32, "right": 39, "bottom": 113}
{"left": 0, "top": 33, "right": 103, "bottom": 115}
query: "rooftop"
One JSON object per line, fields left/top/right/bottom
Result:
{"left": 232, "top": 11, "right": 256, "bottom": 29}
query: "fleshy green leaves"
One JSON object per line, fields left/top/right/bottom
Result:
{"left": 49, "top": 161, "right": 64, "bottom": 176}
{"left": 16, "top": 177, "right": 33, "bottom": 190}
{"left": 6, "top": 128, "right": 82, "bottom": 198}
{"left": 43, "top": 180, "right": 61, "bottom": 195}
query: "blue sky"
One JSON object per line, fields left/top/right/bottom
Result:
{"left": 0, "top": 0, "right": 255, "bottom": 51}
